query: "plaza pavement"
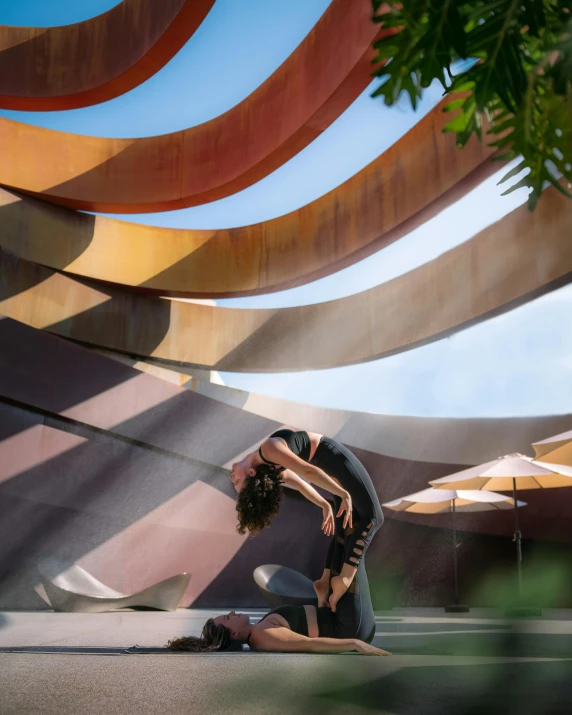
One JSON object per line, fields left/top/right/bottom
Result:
{"left": 1, "top": 608, "right": 571, "bottom": 715}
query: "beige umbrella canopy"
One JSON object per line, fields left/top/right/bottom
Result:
{"left": 384, "top": 488, "right": 525, "bottom": 513}
{"left": 384, "top": 488, "right": 526, "bottom": 611}
{"left": 428, "top": 454, "right": 572, "bottom": 594}
{"left": 428, "top": 453, "right": 572, "bottom": 491}
{"left": 532, "top": 429, "right": 572, "bottom": 465}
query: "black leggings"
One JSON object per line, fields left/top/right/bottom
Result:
{"left": 316, "top": 523, "right": 376, "bottom": 642}
{"left": 311, "top": 437, "right": 383, "bottom": 570}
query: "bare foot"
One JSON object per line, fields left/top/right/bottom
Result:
{"left": 329, "top": 575, "right": 352, "bottom": 612}
{"left": 313, "top": 579, "right": 330, "bottom": 608}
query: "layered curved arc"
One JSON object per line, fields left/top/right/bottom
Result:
{"left": 0, "top": 101, "right": 494, "bottom": 297}
{"left": 0, "top": 0, "right": 216, "bottom": 110}
{"left": 217, "top": 159, "right": 531, "bottom": 309}
{"left": 1, "top": 185, "right": 570, "bottom": 372}
{"left": 0, "top": 0, "right": 335, "bottom": 137}
{"left": 0, "top": 0, "right": 383, "bottom": 212}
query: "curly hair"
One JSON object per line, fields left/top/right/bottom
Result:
{"left": 236, "top": 463, "right": 284, "bottom": 536}
{"left": 166, "top": 618, "right": 242, "bottom": 652}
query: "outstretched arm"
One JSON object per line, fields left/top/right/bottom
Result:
{"left": 282, "top": 470, "right": 334, "bottom": 536}
{"left": 251, "top": 627, "right": 390, "bottom": 656}
{"left": 262, "top": 439, "right": 353, "bottom": 528}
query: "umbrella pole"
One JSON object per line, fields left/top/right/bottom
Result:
{"left": 452, "top": 500, "right": 459, "bottom": 605}
{"left": 512, "top": 478, "right": 523, "bottom": 596}
{"left": 445, "top": 499, "right": 468, "bottom": 613}
{"left": 505, "top": 479, "right": 541, "bottom": 617}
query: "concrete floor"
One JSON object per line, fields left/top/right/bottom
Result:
{"left": 1, "top": 609, "right": 571, "bottom": 715}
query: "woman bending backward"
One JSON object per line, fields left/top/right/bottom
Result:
{"left": 229, "top": 429, "right": 384, "bottom": 612}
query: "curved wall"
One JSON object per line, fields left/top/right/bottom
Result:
{"left": 1, "top": 316, "right": 571, "bottom": 610}
{"left": 90, "top": 347, "right": 572, "bottom": 467}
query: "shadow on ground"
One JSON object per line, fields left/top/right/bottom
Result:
{"left": 371, "top": 623, "right": 572, "bottom": 659}
{"left": 313, "top": 660, "right": 572, "bottom": 715}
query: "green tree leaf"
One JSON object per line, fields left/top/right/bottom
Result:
{"left": 370, "top": 0, "right": 572, "bottom": 209}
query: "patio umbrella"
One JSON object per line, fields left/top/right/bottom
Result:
{"left": 383, "top": 488, "right": 526, "bottom": 612}
{"left": 428, "top": 454, "right": 572, "bottom": 594}
{"left": 532, "top": 428, "right": 572, "bottom": 464}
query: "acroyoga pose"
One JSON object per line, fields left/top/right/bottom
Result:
{"left": 229, "top": 429, "right": 384, "bottom": 612}
{"left": 167, "top": 503, "right": 390, "bottom": 655}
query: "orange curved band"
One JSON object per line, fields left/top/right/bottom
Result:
{"left": 1, "top": 186, "right": 570, "bottom": 371}
{"left": 0, "top": 101, "right": 494, "bottom": 298}
{"left": 0, "top": 0, "right": 384, "bottom": 212}
{"left": 0, "top": 0, "right": 215, "bottom": 110}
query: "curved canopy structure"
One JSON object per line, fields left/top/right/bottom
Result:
{"left": 99, "top": 354, "right": 572, "bottom": 467}
{"left": 0, "top": 102, "right": 493, "bottom": 298}
{"left": 0, "top": 0, "right": 383, "bottom": 212}
{"left": 1, "top": 185, "right": 570, "bottom": 371}
{"left": 0, "top": 0, "right": 216, "bottom": 111}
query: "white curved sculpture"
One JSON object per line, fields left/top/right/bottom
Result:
{"left": 38, "top": 559, "right": 190, "bottom": 613}
{"left": 253, "top": 564, "right": 317, "bottom": 608}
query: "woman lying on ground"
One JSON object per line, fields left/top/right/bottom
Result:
{"left": 229, "top": 428, "right": 384, "bottom": 611}
{"left": 167, "top": 522, "right": 390, "bottom": 656}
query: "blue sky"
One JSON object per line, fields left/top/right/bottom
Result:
{"left": 219, "top": 284, "right": 572, "bottom": 418}
{"left": 0, "top": 0, "right": 119, "bottom": 26}
{"left": 2, "top": 1, "right": 570, "bottom": 419}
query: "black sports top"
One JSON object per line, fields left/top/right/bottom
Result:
{"left": 258, "top": 429, "right": 312, "bottom": 469}
{"left": 258, "top": 605, "right": 308, "bottom": 637}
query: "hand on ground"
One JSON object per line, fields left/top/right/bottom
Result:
{"left": 354, "top": 640, "right": 391, "bottom": 656}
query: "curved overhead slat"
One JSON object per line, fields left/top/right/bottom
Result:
{"left": 0, "top": 0, "right": 383, "bottom": 212}
{"left": 91, "top": 350, "right": 572, "bottom": 468}
{"left": 1, "top": 186, "right": 570, "bottom": 371}
{"left": 0, "top": 0, "right": 215, "bottom": 111}
{"left": 0, "top": 103, "right": 493, "bottom": 297}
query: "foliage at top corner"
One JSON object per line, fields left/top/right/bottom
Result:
{"left": 371, "top": 0, "right": 572, "bottom": 210}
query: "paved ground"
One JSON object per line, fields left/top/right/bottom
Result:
{"left": 1, "top": 608, "right": 571, "bottom": 715}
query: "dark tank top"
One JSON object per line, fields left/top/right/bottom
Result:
{"left": 260, "top": 605, "right": 308, "bottom": 636}
{"left": 258, "top": 429, "right": 312, "bottom": 468}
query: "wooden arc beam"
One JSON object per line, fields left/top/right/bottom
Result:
{"left": 0, "top": 0, "right": 384, "bottom": 212}
{"left": 1, "top": 186, "right": 571, "bottom": 371}
{"left": 0, "top": 102, "right": 494, "bottom": 298}
{"left": 0, "top": 0, "right": 215, "bottom": 110}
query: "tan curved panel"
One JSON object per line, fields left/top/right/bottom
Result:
{"left": 0, "top": 0, "right": 383, "bottom": 212}
{"left": 1, "top": 186, "right": 570, "bottom": 371}
{"left": 0, "top": 103, "right": 493, "bottom": 297}
{"left": 93, "top": 349, "right": 572, "bottom": 467}
{"left": 0, "top": 0, "right": 215, "bottom": 110}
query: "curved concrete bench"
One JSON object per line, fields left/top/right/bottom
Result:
{"left": 38, "top": 559, "right": 190, "bottom": 613}
{"left": 253, "top": 565, "right": 317, "bottom": 608}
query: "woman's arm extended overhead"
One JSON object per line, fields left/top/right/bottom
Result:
{"left": 282, "top": 470, "right": 334, "bottom": 536}
{"left": 251, "top": 627, "right": 390, "bottom": 656}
